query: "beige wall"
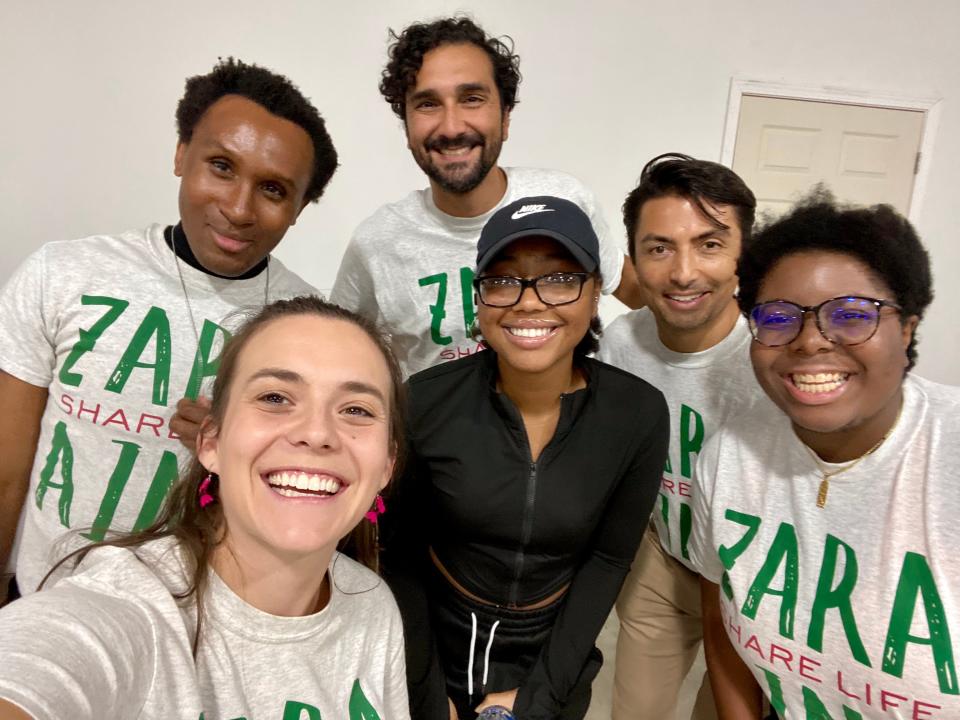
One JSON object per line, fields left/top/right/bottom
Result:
{"left": 2, "top": 0, "right": 957, "bottom": 383}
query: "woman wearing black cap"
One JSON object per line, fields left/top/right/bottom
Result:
{"left": 383, "top": 196, "right": 668, "bottom": 720}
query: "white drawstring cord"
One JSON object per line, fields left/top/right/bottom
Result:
{"left": 468, "top": 612, "right": 478, "bottom": 697}
{"left": 482, "top": 620, "right": 500, "bottom": 686}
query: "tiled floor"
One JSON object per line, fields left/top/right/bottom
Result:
{"left": 586, "top": 611, "right": 705, "bottom": 719}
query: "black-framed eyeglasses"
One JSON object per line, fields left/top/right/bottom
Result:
{"left": 749, "top": 296, "right": 902, "bottom": 347}
{"left": 473, "top": 272, "right": 591, "bottom": 307}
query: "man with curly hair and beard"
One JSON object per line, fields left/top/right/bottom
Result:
{"left": 332, "top": 16, "right": 643, "bottom": 377}
{"left": 0, "top": 58, "right": 335, "bottom": 602}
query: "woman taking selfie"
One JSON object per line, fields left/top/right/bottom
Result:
{"left": 385, "top": 196, "right": 668, "bottom": 720}
{"left": 0, "top": 296, "right": 410, "bottom": 720}
{"left": 691, "top": 195, "right": 960, "bottom": 718}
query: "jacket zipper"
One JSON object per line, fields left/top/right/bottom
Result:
{"left": 508, "top": 458, "right": 538, "bottom": 607}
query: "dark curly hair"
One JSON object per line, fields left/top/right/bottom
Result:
{"left": 622, "top": 153, "right": 756, "bottom": 261}
{"left": 737, "top": 189, "right": 933, "bottom": 370}
{"left": 175, "top": 58, "right": 338, "bottom": 204}
{"left": 379, "top": 16, "right": 521, "bottom": 120}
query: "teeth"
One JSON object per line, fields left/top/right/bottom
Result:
{"left": 667, "top": 293, "right": 705, "bottom": 303}
{"left": 791, "top": 373, "right": 849, "bottom": 394}
{"left": 266, "top": 471, "right": 341, "bottom": 496}
{"left": 508, "top": 327, "right": 553, "bottom": 338}
{"left": 439, "top": 146, "right": 471, "bottom": 156}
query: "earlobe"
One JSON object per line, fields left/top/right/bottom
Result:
{"left": 196, "top": 418, "right": 220, "bottom": 474}
{"left": 901, "top": 315, "right": 919, "bottom": 360}
{"left": 502, "top": 111, "right": 511, "bottom": 142}
{"left": 173, "top": 143, "right": 186, "bottom": 177}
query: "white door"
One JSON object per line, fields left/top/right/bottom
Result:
{"left": 732, "top": 95, "right": 925, "bottom": 218}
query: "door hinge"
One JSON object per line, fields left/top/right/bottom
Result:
{"left": 914, "top": 151, "right": 922, "bottom": 175}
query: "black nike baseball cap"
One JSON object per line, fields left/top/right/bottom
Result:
{"left": 476, "top": 195, "right": 601, "bottom": 274}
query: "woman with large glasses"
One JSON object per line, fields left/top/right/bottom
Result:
{"left": 384, "top": 196, "right": 668, "bottom": 719}
{"left": 690, "top": 194, "right": 960, "bottom": 718}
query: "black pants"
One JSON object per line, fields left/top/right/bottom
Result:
{"left": 428, "top": 567, "right": 600, "bottom": 720}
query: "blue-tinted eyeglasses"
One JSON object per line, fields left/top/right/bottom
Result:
{"left": 749, "top": 296, "right": 902, "bottom": 347}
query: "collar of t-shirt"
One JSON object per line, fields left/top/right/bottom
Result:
{"left": 165, "top": 223, "right": 268, "bottom": 280}
{"left": 648, "top": 311, "right": 751, "bottom": 370}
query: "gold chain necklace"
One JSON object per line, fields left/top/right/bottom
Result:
{"left": 804, "top": 401, "right": 903, "bottom": 508}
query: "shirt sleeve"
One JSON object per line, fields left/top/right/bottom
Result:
{"left": 0, "top": 585, "right": 156, "bottom": 719}
{"left": 380, "top": 447, "right": 450, "bottom": 719}
{"left": 0, "top": 247, "right": 57, "bottom": 387}
{"left": 330, "top": 234, "right": 382, "bottom": 324}
{"left": 688, "top": 432, "right": 725, "bottom": 583}
{"left": 383, "top": 598, "right": 413, "bottom": 720}
{"left": 514, "top": 392, "right": 669, "bottom": 718}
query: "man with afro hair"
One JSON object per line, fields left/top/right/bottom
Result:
{"left": 332, "top": 16, "right": 642, "bottom": 377}
{"left": 0, "top": 58, "right": 336, "bottom": 601}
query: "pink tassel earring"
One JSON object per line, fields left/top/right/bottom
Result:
{"left": 198, "top": 473, "right": 218, "bottom": 509}
{"left": 364, "top": 494, "right": 386, "bottom": 524}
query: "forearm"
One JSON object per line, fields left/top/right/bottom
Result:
{"left": 0, "top": 372, "right": 47, "bottom": 570}
{"left": 700, "top": 579, "right": 763, "bottom": 719}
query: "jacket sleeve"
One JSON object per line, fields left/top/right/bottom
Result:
{"left": 514, "top": 394, "right": 669, "bottom": 718}
{"left": 381, "top": 445, "right": 451, "bottom": 719}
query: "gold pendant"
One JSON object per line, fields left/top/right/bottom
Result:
{"left": 816, "top": 476, "right": 830, "bottom": 508}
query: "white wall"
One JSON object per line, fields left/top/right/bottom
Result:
{"left": 2, "top": 0, "right": 957, "bottom": 383}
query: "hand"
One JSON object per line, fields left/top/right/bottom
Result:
{"left": 448, "top": 696, "right": 459, "bottom": 720}
{"left": 169, "top": 396, "right": 212, "bottom": 452}
{"left": 475, "top": 688, "right": 518, "bottom": 714}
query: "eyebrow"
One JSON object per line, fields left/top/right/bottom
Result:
{"left": 639, "top": 227, "right": 731, "bottom": 244}
{"left": 205, "top": 140, "right": 299, "bottom": 191}
{"left": 246, "top": 369, "right": 387, "bottom": 404}
{"left": 408, "top": 82, "right": 492, "bottom": 104}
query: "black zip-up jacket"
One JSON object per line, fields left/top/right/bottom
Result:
{"left": 384, "top": 351, "right": 668, "bottom": 719}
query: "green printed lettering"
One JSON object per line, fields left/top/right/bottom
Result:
{"left": 283, "top": 700, "right": 321, "bottom": 720}
{"left": 105, "top": 306, "right": 172, "bottom": 405}
{"left": 758, "top": 667, "right": 787, "bottom": 717}
{"left": 36, "top": 421, "right": 74, "bottom": 527}
{"left": 741, "top": 522, "right": 799, "bottom": 639}
{"left": 82, "top": 445, "right": 180, "bottom": 541}
{"left": 459, "top": 266, "right": 476, "bottom": 337}
{"left": 679, "top": 404, "right": 704, "bottom": 478}
{"left": 83, "top": 440, "right": 140, "bottom": 541}
{"left": 801, "top": 684, "right": 863, "bottom": 719}
{"left": 59, "top": 295, "right": 130, "bottom": 387}
{"left": 349, "top": 679, "right": 382, "bottom": 719}
{"left": 717, "top": 510, "right": 762, "bottom": 600}
{"left": 679, "top": 501, "right": 692, "bottom": 560}
{"left": 184, "top": 320, "right": 230, "bottom": 400}
{"left": 132, "top": 451, "right": 179, "bottom": 531}
{"left": 658, "top": 493, "right": 670, "bottom": 546}
{"left": 882, "top": 551, "right": 958, "bottom": 694}
{"left": 807, "top": 534, "right": 870, "bottom": 667}
{"left": 418, "top": 273, "right": 452, "bottom": 346}
{"left": 663, "top": 455, "right": 673, "bottom": 474}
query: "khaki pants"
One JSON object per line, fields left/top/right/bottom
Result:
{"left": 613, "top": 524, "right": 717, "bottom": 720}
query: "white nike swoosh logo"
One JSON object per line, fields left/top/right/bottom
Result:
{"left": 511, "top": 208, "right": 556, "bottom": 220}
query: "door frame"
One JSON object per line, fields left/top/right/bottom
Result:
{"left": 719, "top": 78, "right": 942, "bottom": 221}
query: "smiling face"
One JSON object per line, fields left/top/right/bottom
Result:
{"left": 175, "top": 95, "right": 315, "bottom": 277}
{"left": 633, "top": 194, "right": 743, "bottom": 352}
{"left": 477, "top": 236, "right": 598, "bottom": 376}
{"left": 750, "top": 251, "right": 916, "bottom": 458}
{"left": 198, "top": 314, "right": 394, "bottom": 566}
{"left": 404, "top": 43, "right": 509, "bottom": 195}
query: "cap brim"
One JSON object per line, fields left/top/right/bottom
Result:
{"left": 476, "top": 229, "right": 598, "bottom": 274}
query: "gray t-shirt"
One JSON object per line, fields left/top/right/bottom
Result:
{"left": 0, "top": 539, "right": 410, "bottom": 719}
{"left": 598, "top": 308, "right": 767, "bottom": 568}
{"left": 689, "top": 375, "right": 960, "bottom": 718}
{"left": 331, "top": 167, "right": 626, "bottom": 376}
{"left": 0, "top": 225, "right": 316, "bottom": 590}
